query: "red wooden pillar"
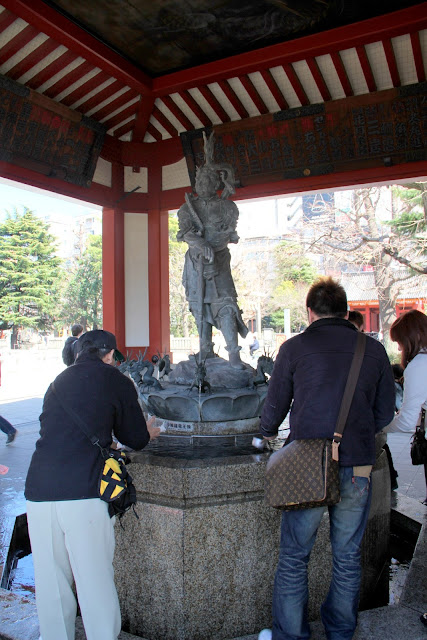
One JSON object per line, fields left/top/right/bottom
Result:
{"left": 102, "top": 162, "right": 126, "bottom": 352}
{"left": 147, "top": 163, "right": 170, "bottom": 357}
{"left": 102, "top": 206, "right": 125, "bottom": 350}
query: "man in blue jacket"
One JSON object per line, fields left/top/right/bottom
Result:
{"left": 26, "top": 330, "right": 160, "bottom": 640}
{"left": 258, "top": 278, "right": 395, "bottom": 640}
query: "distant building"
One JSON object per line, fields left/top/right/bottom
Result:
{"left": 342, "top": 271, "right": 427, "bottom": 332}
{"left": 41, "top": 212, "right": 102, "bottom": 263}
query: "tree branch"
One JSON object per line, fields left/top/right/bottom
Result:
{"left": 383, "top": 246, "right": 427, "bottom": 274}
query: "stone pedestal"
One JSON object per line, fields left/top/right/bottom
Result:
{"left": 113, "top": 445, "right": 390, "bottom": 640}
{"left": 114, "top": 450, "right": 281, "bottom": 640}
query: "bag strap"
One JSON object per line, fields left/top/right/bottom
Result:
{"left": 51, "top": 381, "right": 109, "bottom": 458}
{"left": 332, "top": 331, "right": 366, "bottom": 460}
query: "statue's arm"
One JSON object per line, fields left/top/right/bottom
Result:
{"left": 177, "top": 205, "right": 214, "bottom": 262}
{"left": 225, "top": 201, "right": 240, "bottom": 244}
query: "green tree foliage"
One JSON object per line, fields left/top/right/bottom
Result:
{"left": 0, "top": 207, "right": 62, "bottom": 343}
{"left": 169, "top": 212, "right": 196, "bottom": 337}
{"left": 269, "top": 242, "right": 317, "bottom": 332}
{"left": 60, "top": 235, "right": 102, "bottom": 330}
{"left": 389, "top": 183, "right": 427, "bottom": 262}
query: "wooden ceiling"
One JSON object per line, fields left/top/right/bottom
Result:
{"left": 0, "top": 1, "right": 425, "bottom": 147}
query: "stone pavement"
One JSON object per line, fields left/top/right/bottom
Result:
{"left": 0, "top": 349, "right": 426, "bottom": 640}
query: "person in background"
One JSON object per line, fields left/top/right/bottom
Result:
{"left": 257, "top": 277, "right": 395, "bottom": 640}
{"left": 348, "top": 310, "right": 364, "bottom": 331}
{"left": 61, "top": 323, "right": 83, "bottom": 367}
{"left": 0, "top": 414, "right": 17, "bottom": 445}
{"left": 25, "top": 330, "right": 161, "bottom": 640}
{"left": 250, "top": 333, "right": 259, "bottom": 357}
{"left": 384, "top": 310, "right": 427, "bottom": 505}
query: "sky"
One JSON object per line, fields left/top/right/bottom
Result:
{"left": 0, "top": 177, "right": 101, "bottom": 223}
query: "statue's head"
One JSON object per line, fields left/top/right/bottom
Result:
{"left": 195, "top": 165, "right": 221, "bottom": 197}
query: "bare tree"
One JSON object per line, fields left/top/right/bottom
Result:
{"left": 306, "top": 186, "right": 426, "bottom": 350}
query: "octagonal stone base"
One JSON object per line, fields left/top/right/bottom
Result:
{"left": 113, "top": 443, "right": 390, "bottom": 640}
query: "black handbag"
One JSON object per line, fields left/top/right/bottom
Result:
{"left": 410, "top": 409, "right": 427, "bottom": 465}
{"left": 51, "top": 382, "right": 137, "bottom": 519}
{"left": 265, "top": 331, "right": 366, "bottom": 510}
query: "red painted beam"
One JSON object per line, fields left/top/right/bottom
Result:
{"left": 0, "top": 25, "right": 39, "bottom": 65}
{"left": 0, "top": 160, "right": 113, "bottom": 207}
{"left": 233, "top": 161, "right": 427, "bottom": 201}
{"left": 7, "top": 38, "right": 58, "bottom": 81}
{"left": 153, "top": 4, "right": 427, "bottom": 96}
{"left": 132, "top": 97, "right": 155, "bottom": 143}
{"left": 239, "top": 75, "right": 269, "bottom": 115}
{"left": 330, "top": 51, "right": 353, "bottom": 97}
{"left": 260, "top": 69, "right": 289, "bottom": 111}
{"left": 154, "top": 162, "right": 427, "bottom": 211}
{"left": 99, "top": 134, "right": 122, "bottom": 164}
{"left": 0, "top": 10, "right": 16, "bottom": 34}
{"left": 218, "top": 79, "right": 249, "bottom": 119}
{"left": 90, "top": 88, "right": 139, "bottom": 121}
{"left": 282, "top": 63, "right": 309, "bottom": 106}
{"left": 103, "top": 101, "right": 139, "bottom": 131}
{"left": 306, "top": 57, "right": 332, "bottom": 102}
{"left": 73, "top": 77, "right": 121, "bottom": 113}
{"left": 121, "top": 137, "right": 183, "bottom": 168}
{"left": 26, "top": 50, "right": 78, "bottom": 90}
{"left": 159, "top": 95, "right": 193, "bottom": 131}
{"left": 382, "top": 39, "right": 401, "bottom": 87}
{"left": 356, "top": 46, "right": 377, "bottom": 93}
{"left": 1, "top": 0, "right": 153, "bottom": 96}
{"left": 146, "top": 123, "right": 162, "bottom": 141}
{"left": 179, "top": 90, "right": 212, "bottom": 127}
{"left": 410, "top": 31, "right": 426, "bottom": 82}
{"left": 45, "top": 60, "right": 94, "bottom": 99}
{"left": 113, "top": 119, "right": 135, "bottom": 139}
{"left": 152, "top": 105, "right": 179, "bottom": 138}
{"left": 198, "top": 86, "right": 230, "bottom": 123}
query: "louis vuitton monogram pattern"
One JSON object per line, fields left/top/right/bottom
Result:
{"left": 264, "top": 438, "right": 340, "bottom": 510}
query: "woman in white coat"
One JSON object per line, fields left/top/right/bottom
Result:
{"left": 385, "top": 309, "right": 427, "bottom": 505}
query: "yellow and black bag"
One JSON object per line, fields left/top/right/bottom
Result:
{"left": 98, "top": 449, "right": 137, "bottom": 519}
{"left": 51, "top": 381, "right": 137, "bottom": 520}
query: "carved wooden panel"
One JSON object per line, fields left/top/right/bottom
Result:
{"left": 181, "top": 83, "right": 427, "bottom": 190}
{"left": 0, "top": 74, "right": 105, "bottom": 187}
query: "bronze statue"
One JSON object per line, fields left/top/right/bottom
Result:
{"left": 177, "top": 132, "right": 248, "bottom": 369}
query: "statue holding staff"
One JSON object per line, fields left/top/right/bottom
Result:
{"left": 177, "top": 132, "right": 248, "bottom": 370}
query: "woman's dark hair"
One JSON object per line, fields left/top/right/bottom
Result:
{"left": 390, "top": 310, "right": 427, "bottom": 367}
{"left": 306, "top": 277, "right": 348, "bottom": 318}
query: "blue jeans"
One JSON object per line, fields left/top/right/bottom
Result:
{"left": 272, "top": 467, "right": 371, "bottom": 640}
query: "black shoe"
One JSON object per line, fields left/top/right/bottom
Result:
{"left": 6, "top": 431, "right": 16, "bottom": 445}
{"left": 420, "top": 613, "right": 427, "bottom": 627}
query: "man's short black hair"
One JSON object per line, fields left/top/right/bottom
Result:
{"left": 348, "top": 310, "right": 364, "bottom": 329}
{"left": 306, "top": 277, "right": 347, "bottom": 318}
{"left": 71, "top": 323, "right": 83, "bottom": 336}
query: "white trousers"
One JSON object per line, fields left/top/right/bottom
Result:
{"left": 26, "top": 498, "right": 121, "bottom": 640}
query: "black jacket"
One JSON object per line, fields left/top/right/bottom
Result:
{"left": 260, "top": 318, "right": 395, "bottom": 466}
{"left": 25, "top": 352, "right": 150, "bottom": 501}
{"left": 62, "top": 336, "right": 78, "bottom": 366}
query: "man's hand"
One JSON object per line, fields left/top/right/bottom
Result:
{"left": 146, "top": 415, "right": 161, "bottom": 440}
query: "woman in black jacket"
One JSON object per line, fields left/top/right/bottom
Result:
{"left": 25, "top": 330, "right": 160, "bottom": 640}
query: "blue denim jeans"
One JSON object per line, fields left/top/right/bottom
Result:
{"left": 272, "top": 466, "right": 372, "bottom": 640}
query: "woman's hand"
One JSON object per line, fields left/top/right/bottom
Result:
{"left": 146, "top": 415, "right": 161, "bottom": 440}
